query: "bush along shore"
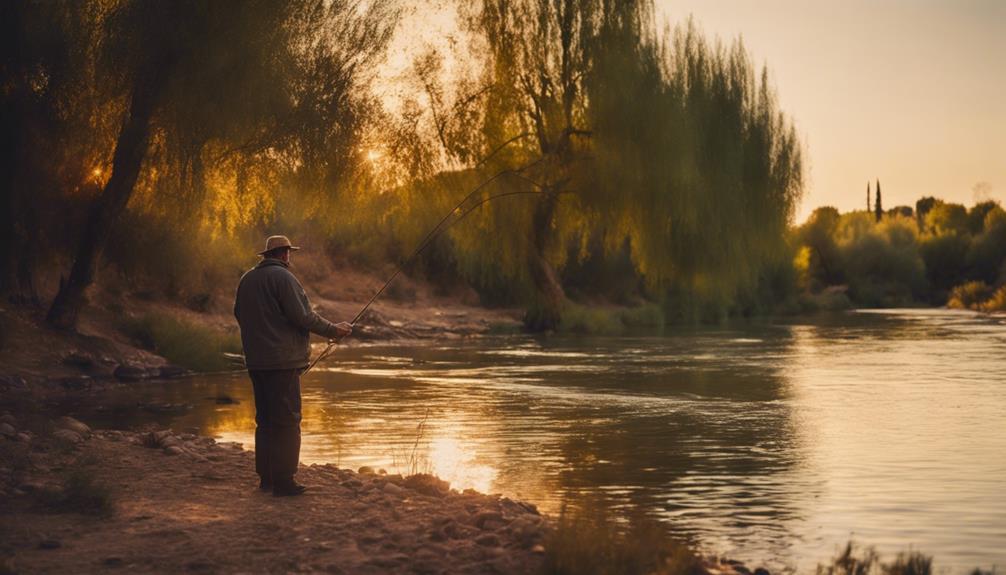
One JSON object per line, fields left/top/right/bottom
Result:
{"left": 0, "top": 410, "right": 784, "bottom": 575}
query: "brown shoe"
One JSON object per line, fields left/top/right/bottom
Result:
{"left": 272, "top": 481, "right": 306, "bottom": 497}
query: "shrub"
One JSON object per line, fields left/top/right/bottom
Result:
{"left": 979, "top": 285, "right": 1006, "bottom": 312}
{"left": 559, "top": 303, "right": 625, "bottom": 335}
{"left": 947, "top": 281, "right": 993, "bottom": 310}
{"left": 119, "top": 312, "right": 242, "bottom": 372}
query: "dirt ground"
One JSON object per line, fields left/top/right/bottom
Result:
{"left": 0, "top": 417, "right": 548, "bottom": 575}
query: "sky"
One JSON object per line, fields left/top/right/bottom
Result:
{"left": 654, "top": 0, "right": 1006, "bottom": 221}
{"left": 380, "top": 0, "right": 1006, "bottom": 223}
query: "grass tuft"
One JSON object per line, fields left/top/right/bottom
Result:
{"left": 118, "top": 312, "right": 242, "bottom": 372}
{"left": 815, "top": 541, "right": 935, "bottom": 575}
{"left": 35, "top": 469, "right": 113, "bottom": 516}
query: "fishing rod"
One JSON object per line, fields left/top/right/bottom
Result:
{"left": 301, "top": 166, "right": 550, "bottom": 374}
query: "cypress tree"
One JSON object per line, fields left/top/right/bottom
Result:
{"left": 874, "top": 179, "right": 883, "bottom": 222}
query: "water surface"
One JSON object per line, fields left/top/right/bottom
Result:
{"left": 78, "top": 309, "right": 1006, "bottom": 573}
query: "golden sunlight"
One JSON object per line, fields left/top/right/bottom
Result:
{"left": 428, "top": 435, "right": 496, "bottom": 494}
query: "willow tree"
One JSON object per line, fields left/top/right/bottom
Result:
{"left": 450, "top": 0, "right": 602, "bottom": 330}
{"left": 585, "top": 17, "right": 803, "bottom": 316}
{"left": 425, "top": 1, "right": 802, "bottom": 327}
{"left": 44, "top": 0, "right": 395, "bottom": 329}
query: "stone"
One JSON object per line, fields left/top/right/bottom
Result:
{"left": 52, "top": 429, "right": 83, "bottom": 445}
{"left": 164, "top": 446, "right": 185, "bottom": 456}
{"left": 63, "top": 351, "right": 95, "bottom": 368}
{"left": 19, "top": 481, "right": 46, "bottom": 493}
{"left": 0, "top": 375, "right": 28, "bottom": 389}
{"left": 403, "top": 474, "right": 450, "bottom": 497}
{"left": 113, "top": 364, "right": 148, "bottom": 381}
{"left": 753, "top": 569, "right": 771, "bottom": 575}
{"left": 475, "top": 534, "right": 500, "bottom": 547}
{"left": 0, "top": 422, "right": 14, "bottom": 437}
{"left": 358, "top": 466, "right": 375, "bottom": 475}
{"left": 383, "top": 482, "right": 404, "bottom": 496}
{"left": 159, "top": 365, "right": 188, "bottom": 378}
{"left": 15, "top": 432, "right": 31, "bottom": 443}
{"left": 58, "top": 376, "right": 92, "bottom": 391}
{"left": 474, "top": 511, "right": 504, "bottom": 530}
{"left": 531, "top": 544, "right": 545, "bottom": 554}
{"left": 0, "top": 413, "right": 16, "bottom": 425}
{"left": 56, "top": 416, "right": 91, "bottom": 437}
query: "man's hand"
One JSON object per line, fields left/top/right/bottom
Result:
{"left": 331, "top": 321, "right": 353, "bottom": 340}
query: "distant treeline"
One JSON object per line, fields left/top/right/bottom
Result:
{"left": 795, "top": 199, "right": 1006, "bottom": 313}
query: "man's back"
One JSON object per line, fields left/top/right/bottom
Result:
{"left": 234, "top": 259, "right": 338, "bottom": 370}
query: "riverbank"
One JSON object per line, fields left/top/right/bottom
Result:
{"left": 0, "top": 260, "right": 524, "bottom": 388}
{"left": 0, "top": 409, "right": 769, "bottom": 575}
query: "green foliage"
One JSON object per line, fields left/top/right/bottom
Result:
{"left": 119, "top": 312, "right": 241, "bottom": 372}
{"left": 923, "top": 203, "right": 968, "bottom": 236}
{"left": 920, "top": 232, "right": 970, "bottom": 295}
{"left": 839, "top": 216, "right": 926, "bottom": 307}
{"left": 796, "top": 199, "right": 1006, "bottom": 310}
{"left": 543, "top": 504, "right": 705, "bottom": 575}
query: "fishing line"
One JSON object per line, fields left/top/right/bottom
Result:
{"left": 302, "top": 167, "right": 549, "bottom": 374}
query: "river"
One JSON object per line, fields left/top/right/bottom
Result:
{"left": 75, "top": 309, "right": 1006, "bottom": 573}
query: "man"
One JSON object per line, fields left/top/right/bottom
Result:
{"left": 233, "top": 235, "right": 352, "bottom": 496}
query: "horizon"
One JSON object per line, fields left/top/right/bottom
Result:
{"left": 657, "top": 0, "right": 1005, "bottom": 223}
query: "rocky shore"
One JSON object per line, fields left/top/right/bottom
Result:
{"left": 1, "top": 413, "right": 549, "bottom": 574}
{"left": 0, "top": 412, "right": 771, "bottom": 575}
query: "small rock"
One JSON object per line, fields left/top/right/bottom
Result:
{"left": 63, "top": 351, "right": 95, "bottom": 368}
{"left": 15, "top": 432, "right": 31, "bottom": 443}
{"left": 475, "top": 534, "right": 500, "bottom": 547}
{"left": 38, "top": 539, "right": 61, "bottom": 550}
{"left": 383, "top": 482, "right": 404, "bottom": 496}
{"left": 164, "top": 446, "right": 185, "bottom": 456}
{"left": 113, "top": 364, "right": 148, "bottom": 381}
{"left": 56, "top": 416, "right": 91, "bottom": 437}
{"left": 0, "top": 422, "right": 14, "bottom": 437}
{"left": 358, "top": 466, "right": 375, "bottom": 475}
{"left": 159, "top": 365, "right": 188, "bottom": 378}
{"left": 531, "top": 544, "right": 545, "bottom": 554}
{"left": 58, "top": 375, "right": 92, "bottom": 391}
{"left": 753, "top": 569, "right": 771, "bottom": 575}
{"left": 52, "top": 429, "right": 83, "bottom": 445}
{"left": 19, "top": 480, "right": 46, "bottom": 493}
{"left": 0, "top": 413, "right": 16, "bottom": 425}
{"left": 403, "top": 473, "right": 450, "bottom": 496}
{"left": 474, "top": 511, "right": 504, "bottom": 530}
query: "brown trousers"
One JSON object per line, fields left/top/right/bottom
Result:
{"left": 249, "top": 369, "right": 302, "bottom": 484}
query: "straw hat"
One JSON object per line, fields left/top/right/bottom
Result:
{"left": 257, "top": 235, "right": 301, "bottom": 256}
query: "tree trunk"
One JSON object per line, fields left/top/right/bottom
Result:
{"left": 523, "top": 192, "right": 566, "bottom": 331}
{"left": 46, "top": 73, "right": 161, "bottom": 330}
